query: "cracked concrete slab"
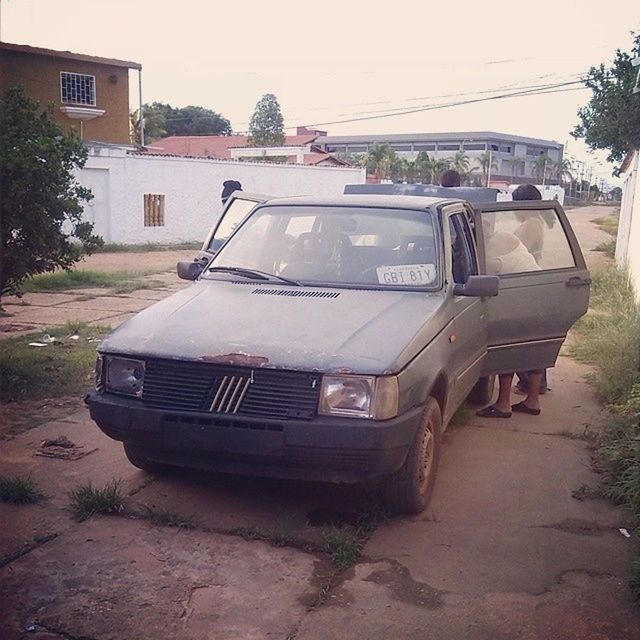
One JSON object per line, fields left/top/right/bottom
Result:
{"left": 0, "top": 516, "right": 317, "bottom": 640}
{"left": 61, "top": 296, "right": 154, "bottom": 313}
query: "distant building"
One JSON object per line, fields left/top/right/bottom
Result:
{"left": 149, "top": 127, "right": 346, "bottom": 167}
{"left": 315, "top": 131, "right": 564, "bottom": 185}
{"left": 0, "top": 41, "right": 141, "bottom": 145}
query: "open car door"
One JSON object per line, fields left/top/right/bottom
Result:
{"left": 194, "top": 192, "right": 271, "bottom": 263}
{"left": 474, "top": 200, "right": 590, "bottom": 375}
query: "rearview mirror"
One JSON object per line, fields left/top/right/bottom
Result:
{"left": 177, "top": 260, "right": 205, "bottom": 281}
{"left": 453, "top": 275, "right": 499, "bottom": 297}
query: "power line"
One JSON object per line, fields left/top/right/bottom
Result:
{"left": 296, "top": 80, "right": 587, "bottom": 129}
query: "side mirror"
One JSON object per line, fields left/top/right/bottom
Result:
{"left": 177, "top": 260, "right": 205, "bottom": 281}
{"left": 453, "top": 275, "right": 499, "bottom": 297}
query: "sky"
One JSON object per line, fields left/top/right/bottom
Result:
{"left": 2, "top": 0, "right": 639, "bottom": 187}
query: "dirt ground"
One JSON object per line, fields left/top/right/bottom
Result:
{"left": 2, "top": 205, "right": 638, "bottom": 640}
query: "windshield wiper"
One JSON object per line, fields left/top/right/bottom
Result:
{"left": 207, "top": 266, "right": 301, "bottom": 286}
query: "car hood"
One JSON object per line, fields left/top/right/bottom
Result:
{"left": 100, "top": 280, "right": 446, "bottom": 374}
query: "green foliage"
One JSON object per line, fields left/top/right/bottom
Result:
{"left": 69, "top": 479, "right": 125, "bottom": 520}
{"left": 320, "top": 527, "right": 364, "bottom": 568}
{"left": 592, "top": 214, "right": 619, "bottom": 237}
{"left": 247, "top": 94, "right": 285, "bottom": 147}
{"left": 594, "top": 238, "right": 617, "bottom": 258}
{"left": 21, "top": 269, "right": 160, "bottom": 293}
{"left": 143, "top": 506, "right": 195, "bottom": 529}
{"left": 0, "top": 474, "right": 40, "bottom": 504}
{"left": 1, "top": 86, "right": 103, "bottom": 296}
{"left": 133, "top": 102, "right": 232, "bottom": 143}
{"left": 475, "top": 151, "right": 498, "bottom": 183}
{"left": 572, "top": 33, "right": 640, "bottom": 172}
{"left": 0, "top": 323, "right": 109, "bottom": 403}
{"left": 364, "top": 143, "right": 397, "bottom": 179}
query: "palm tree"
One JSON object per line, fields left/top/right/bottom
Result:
{"left": 553, "top": 158, "right": 574, "bottom": 188}
{"left": 365, "top": 143, "right": 398, "bottom": 180}
{"left": 476, "top": 151, "right": 498, "bottom": 185}
{"left": 415, "top": 152, "right": 434, "bottom": 183}
{"left": 432, "top": 158, "right": 452, "bottom": 184}
{"left": 451, "top": 151, "right": 470, "bottom": 174}
{"left": 533, "top": 153, "right": 552, "bottom": 186}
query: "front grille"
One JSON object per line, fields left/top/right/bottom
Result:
{"left": 142, "top": 359, "right": 320, "bottom": 419}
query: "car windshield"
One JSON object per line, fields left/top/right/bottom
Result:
{"left": 204, "top": 205, "right": 439, "bottom": 289}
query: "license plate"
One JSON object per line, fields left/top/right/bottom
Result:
{"left": 376, "top": 264, "right": 436, "bottom": 286}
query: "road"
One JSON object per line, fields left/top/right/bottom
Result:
{"left": 1, "top": 205, "right": 638, "bottom": 640}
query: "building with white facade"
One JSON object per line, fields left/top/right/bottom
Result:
{"left": 315, "top": 131, "right": 564, "bottom": 185}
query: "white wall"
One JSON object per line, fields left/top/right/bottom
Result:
{"left": 77, "top": 147, "right": 366, "bottom": 244}
{"left": 616, "top": 150, "right": 640, "bottom": 299}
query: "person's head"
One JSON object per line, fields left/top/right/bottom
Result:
{"left": 440, "top": 169, "right": 461, "bottom": 187}
{"left": 512, "top": 184, "right": 542, "bottom": 201}
{"left": 221, "top": 180, "right": 242, "bottom": 204}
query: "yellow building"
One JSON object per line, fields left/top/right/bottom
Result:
{"left": 0, "top": 42, "right": 141, "bottom": 145}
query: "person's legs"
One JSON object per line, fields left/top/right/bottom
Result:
{"left": 477, "top": 373, "right": 514, "bottom": 418}
{"left": 524, "top": 372, "right": 542, "bottom": 411}
{"left": 495, "top": 373, "right": 514, "bottom": 412}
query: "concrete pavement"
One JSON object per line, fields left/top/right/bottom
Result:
{"left": 2, "top": 205, "right": 637, "bottom": 640}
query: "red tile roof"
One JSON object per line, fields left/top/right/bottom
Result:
{"left": 148, "top": 134, "right": 319, "bottom": 159}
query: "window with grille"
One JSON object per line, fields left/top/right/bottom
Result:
{"left": 60, "top": 72, "right": 96, "bottom": 106}
{"left": 144, "top": 194, "right": 165, "bottom": 226}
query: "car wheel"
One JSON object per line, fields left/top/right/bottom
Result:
{"left": 467, "top": 375, "right": 496, "bottom": 406}
{"left": 382, "top": 397, "right": 442, "bottom": 515}
{"left": 123, "top": 443, "right": 168, "bottom": 474}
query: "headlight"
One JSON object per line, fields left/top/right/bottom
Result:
{"left": 95, "top": 354, "right": 104, "bottom": 390}
{"left": 319, "top": 375, "right": 398, "bottom": 420}
{"left": 105, "top": 356, "right": 145, "bottom": 397}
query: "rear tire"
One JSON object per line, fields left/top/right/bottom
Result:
{"left": 123, "top": 443, "right": 168, "bottom": 474}
{"left": 467, "top": 375, "right": 496, "bottom": 406}
{"left": 382, "top": 397, "right": 442, "bottom": 515}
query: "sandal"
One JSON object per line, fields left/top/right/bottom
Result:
{"left": 476, "top": 404, "right": 512, "bottom": 419}
{"left": 511, "top": 401, "right": 541, "bottom": 416}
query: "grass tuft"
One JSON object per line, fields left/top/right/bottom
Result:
{"left": 0, "top": 474, "right": 41, "bottom": 504}
{"left": 594, "top": 238, "right": 617, "bottom": 259}
{"left": 571, "top": 264, "right": 640, "bottom": 601}
{"left": 96, "top": 242, "right": 201, "bottom": 253}
{"left": 0, "top": 323, "right": 109, "bottom": 403}
{"left": 143, "top": 505, "right": 195, "bottom": 529}
{"left": 21, "top": 269, "right": 161, "bottom": 293}
{"left": 69, "top": 479, "right": 125, "bottom": 520}
{"left": 592, "top": 214, "right": 619, "bottom": 237}
{"left": 320, "top": 526, "right": 365, "bottom": 569}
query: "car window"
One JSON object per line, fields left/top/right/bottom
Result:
{"left": 449, "top": 213, "right": 477, "bottom": 285}
{"left": 207, "top": 205, "right": 439, "bottom": 289}
{"left": 482, "top": 208, "right": 575, "bottom": 275}
{"left": 208, "top": 198, "right": 259, "bottom": 250}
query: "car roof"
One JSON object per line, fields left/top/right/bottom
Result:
{"left": 261, "top": 194, "right": 460, "bottom": 210}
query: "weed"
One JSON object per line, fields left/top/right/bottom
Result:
{"left": 69, "top": 479, "right": 125, "bottom": 520}
{"left": 96, "top": 242, "right": 201, "bottom": 253}
{"left": 0, "top": 474, "right": 40, "bottom": 504}
{"left": 230, "top": 525, "right": 268, "bottom": 541}
{"left": 320, "top": 526, "right": 364, "bottom": 569}
{"left": 592, "top": 214, "right": 619, "bottom": 237}
{"left": 21, "top": 269, "right": 158, "bottom": 293}
{"left": 271, "top": 516, "right": 298, "bottom": 547}
{"left": 0, "top": 323, "right": 109, "bottom": 403}
{"left": 594, "top": 238, "right": 617, "bottom": 259}
{"left": 143, "top": 505, "right": 195, "bottom": 529}
{"left": 571, "top": 483, "right": 605, "bottom": 501}
{"left": 631, "top": 557, "right": 640, "bottom": 603}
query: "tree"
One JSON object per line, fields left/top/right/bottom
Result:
{"left": 247, "top": 94, "right": 285, "bottom": 147}
{"left": 131, "top": 102, "right": 232, "bottom": 143}
{"left": 451, "top": 151, "right": 470, "bottom": 174}
{"left": 553, "top": 158, "right": 574, "bottom": 187}
{"left": 572, "top": 33, "right": 640, "bottom": 173}
{"left": 476, "top": 151, "right": 498, "bottom": 185}
{"left": 130, "top": 105, "right": 166, "bottom": 145}
{"left": 365, "top": 143, "right": 398, "bottom": 180}
{"left": 533, "top": 153, "right": 552, "bottom": 185}
{"left": 415, "top": 152, "right": 434, "bottom": 183}
{"left": 1, "top": 86, "right": 102, "bottom": 296}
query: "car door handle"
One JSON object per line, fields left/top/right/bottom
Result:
{"left": 565, "top": 276, "right": 591, "bottom": 287}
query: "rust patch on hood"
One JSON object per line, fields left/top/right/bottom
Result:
{"left": 199, "top": 352, "right": 270, "bottom": 367}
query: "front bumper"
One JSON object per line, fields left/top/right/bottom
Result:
{"left": 85, "top": 391, "right": 423, "bottom": 483}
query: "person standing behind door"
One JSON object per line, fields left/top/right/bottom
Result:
{"left": 221, "top": 180, "right": 242, "bottom": 206}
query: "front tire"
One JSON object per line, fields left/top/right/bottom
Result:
{"left": 382, "top": 397, "right": 442, "bottom": 515}
{"left": 123, "top": 443, "right": 168, "bottom": 474}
